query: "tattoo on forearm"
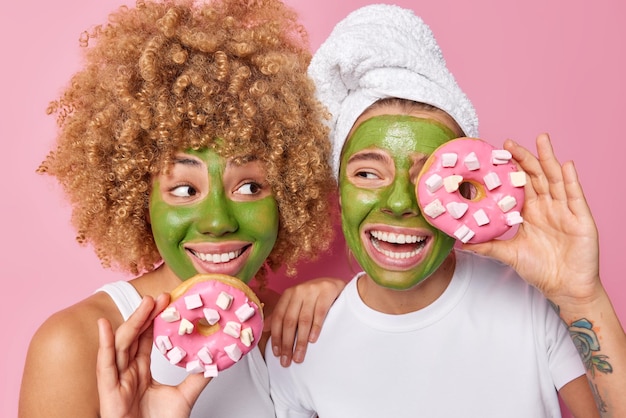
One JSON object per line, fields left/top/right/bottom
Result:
{"left": 568, "top": 318, "right": 613, "bottom": 376}
{"left": 549, "top": 302, "right": 614, "bottom": 375}
{"left": 550, "top": 301, "right": 613, "bottom": 413}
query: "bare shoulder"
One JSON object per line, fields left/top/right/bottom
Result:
{"left": 19, "top": 291, "right": 122, "bottom": 418}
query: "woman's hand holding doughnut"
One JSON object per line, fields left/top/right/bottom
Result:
{"left": 97, "top": 294, "right": 210, "bottom": 418}
{"left": 461, "top": 134, "right": 601, "bottom": 304}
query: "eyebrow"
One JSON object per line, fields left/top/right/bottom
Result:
{"left": 172, "top": 154, "right": 260, "bottom": 168}
{"left": 173, "top": 156, "right": 202, "bottom": 167}
{"left": 346, "top": 151, "right": 390, "bottom": 165}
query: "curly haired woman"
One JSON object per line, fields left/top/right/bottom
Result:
{"left": 18, "top": 1, "right": 342, "bottom": 417}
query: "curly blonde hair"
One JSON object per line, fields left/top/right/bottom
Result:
{"left": 38, "top": 0, "right": 336, "bottom": 280}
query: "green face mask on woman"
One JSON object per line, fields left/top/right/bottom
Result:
{"left": 339, "top": 115, "right": 457, "bottom": 290}
{"left": 150, "top": 147, "right": 279, "bottom": 284}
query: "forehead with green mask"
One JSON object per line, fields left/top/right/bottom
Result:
{"left": 150, "top": 147, "right": 279, "bottom": 283}
{"left": 339, "top": 114, "right": 457, "bottom": 290}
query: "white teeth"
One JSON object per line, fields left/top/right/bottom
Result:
{"left": 370, "top": 230, "right": 426, "bottom": 259}
{"left": 370, "top": 230, "right": 424, "bottom": 244}
{"left": 193, "top": 249, "right": 242, "bottom": 264}
{"left": 371, "top": 238, "right": 422, "bottom": 259}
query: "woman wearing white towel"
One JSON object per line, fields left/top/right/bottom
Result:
{"left": 266, "top": 4, "right": 626, "bottom": 417}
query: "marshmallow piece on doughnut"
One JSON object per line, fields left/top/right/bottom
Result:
{"left": 473, "top": 209, "right": 490, "bottom": 226}
{"left": 167, "top": 346, "right": 186, "bottom": 365}
{"left": 443, "top": 175, "right": 463, "bottom": 193}
{"left": 197, "top": 346, "right": 213, "bottom": 364}
{"left": 454, "top": 225, "right": 475, "bottom": 243}
{"left": 186, "top": 359, "right": 205, "bottom": 374}
{"left": 423, "top": 199, "right": 446, "bottom": 218}
{"left": 492, "top": 149, "right": 512, "bottom": 164}
{"left": 506, "top": 211, "right": 524, "bottom": 226}
{"left": 155, "top": 335, "right": 173, "bottom": 354}
{"left": 463, "top": 152, "right": 480, "bottom": 171}
{"left": 184, "top": 293, "right": 203, "bottom": 310}
{"left": 204, "top": 364, "right": 219, "bottom": 378}
{"left": 498, "top": 195, "right": 517, "bottom": 213}
{"left": 178, "top": 318, "right": 194, "bottom": 335}
{"left": 446, "top": 201, "right": 469, "bottom": 219}
{"left": 241, "top": 327, "right": 255, "bottom": 347}
{"left": 216, "top": 291, "right": 234, "bottom": 310}
{"left": 160, "top": 306, "right": 180, "bottom": 322}
{"left": 224, "top": 321, "right": 242, "bottom": 338}
{"left": 425, "top": 174, "right": 443, "bottom": 193}
{"left": 510, "top": 171, "right": 527, "bottom": 187}
{"left": 483, "top": 172, "right": 502, "bottom": 191}
{"left": 235, "top": 303, "right": 256, "bottom": 322}
{"left": 441, "top": 152, "right": 458, "bottom": 167}
{"left": 203, "top": 308, "right": 220, "bottom": 325}
{"left": 225, "top": 343, "right": 243, "bottom": 362}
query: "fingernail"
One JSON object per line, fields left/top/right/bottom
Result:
{"left": 272, "top": 345, "right": 280, "bottom": 357}
{"left": 280, "top": 355, "right": 290, "bottom": 367}
{"left": 293, "top": 349, "right": 304, "bottom": 363}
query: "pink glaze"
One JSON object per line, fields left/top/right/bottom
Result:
{"left": 153, "top": 278, "right": 263, "bottom": 374}
{"left": 416, "top": 137, "right": 525, "bottom": 243}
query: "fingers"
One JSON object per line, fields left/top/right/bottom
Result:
{"left": 270, "top": 289, "right": 301, "bottom": 367}
{"left": 562, "top": 160, "right": 594, "bottom": 219}
{"left": 283, "top": 293, "right": 334, "bottom": 365}
{"left": 506, "top": 134, "right": 595, "bottom": 220}
{"left": 505, "top": 134, "right": 567, "bottom": 202}
{"left": 291, "top": 300, "right": 316, "bottom": 365}
{"left": 96, "top": 318, "right": 119, "bottom": 395}
{"left": 114, "top": 296, "right": 156, "bottom": 372}
{"left": 534, "top": 133, "right": 568, "bottom": 201}
{"left": 271, "top": 278, "right": 345, "bottom": 367}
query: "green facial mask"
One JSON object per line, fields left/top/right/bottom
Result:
{"left": 150, "top": 148, "right": 279, "bottom": 283}
{"left": 339, "top": 115, "right": 457, "bottom": 290}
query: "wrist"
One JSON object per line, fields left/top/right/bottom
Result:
{"left": 547, "top": 280, "right": 610, "bottom": 322}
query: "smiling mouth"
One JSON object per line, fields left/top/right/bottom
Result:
{"left": 188, "top": 246, "right": 250, "bottom": 264}
{"left": 369, "top": 230, "right": 427, "bottom": 259}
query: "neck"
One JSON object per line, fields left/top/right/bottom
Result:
{"left": 357, "top": 252, "right": 456, "bottom": 314}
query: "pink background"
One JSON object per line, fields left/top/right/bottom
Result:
{"left": 2, "top": 0, "right": 624, "bottom": 416}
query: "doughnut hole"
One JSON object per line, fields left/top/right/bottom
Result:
{"left": 459, "top": 180, "right": 485, "bottom": 201}
{"left": 197, "top": 318, "right": 220, "bottom": 336}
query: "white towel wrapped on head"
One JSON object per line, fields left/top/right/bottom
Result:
{"left": 308, "top": 3, "right": 479, "bottom": 177}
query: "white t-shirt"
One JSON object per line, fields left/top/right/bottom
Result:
{"left": 98, "top": 281, "right": 275, "bottom": 418}
{"left": 266, "top": 250, "right": 584, "bottom": 418}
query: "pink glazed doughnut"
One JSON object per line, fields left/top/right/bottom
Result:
{"left": 153, "top": 274, "right": 264, "bottom": 377}
{"left": 416, "top": 137, "right": 526, "bottom": 244}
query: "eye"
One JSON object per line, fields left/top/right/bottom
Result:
{"left": 235, "top": 182, "right": 261, "bottom": 195}
{"left": 170, "top": 185, "right": 197, "bottom": 197}
{"left": 355, "top": 170, "right": 380, "bottom": 180}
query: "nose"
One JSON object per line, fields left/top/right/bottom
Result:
{"left": 382, "top": 174, "right": 419, "bottom": 218}
{"left": 194, "top": 189, "right": 238, "bottom": 236}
